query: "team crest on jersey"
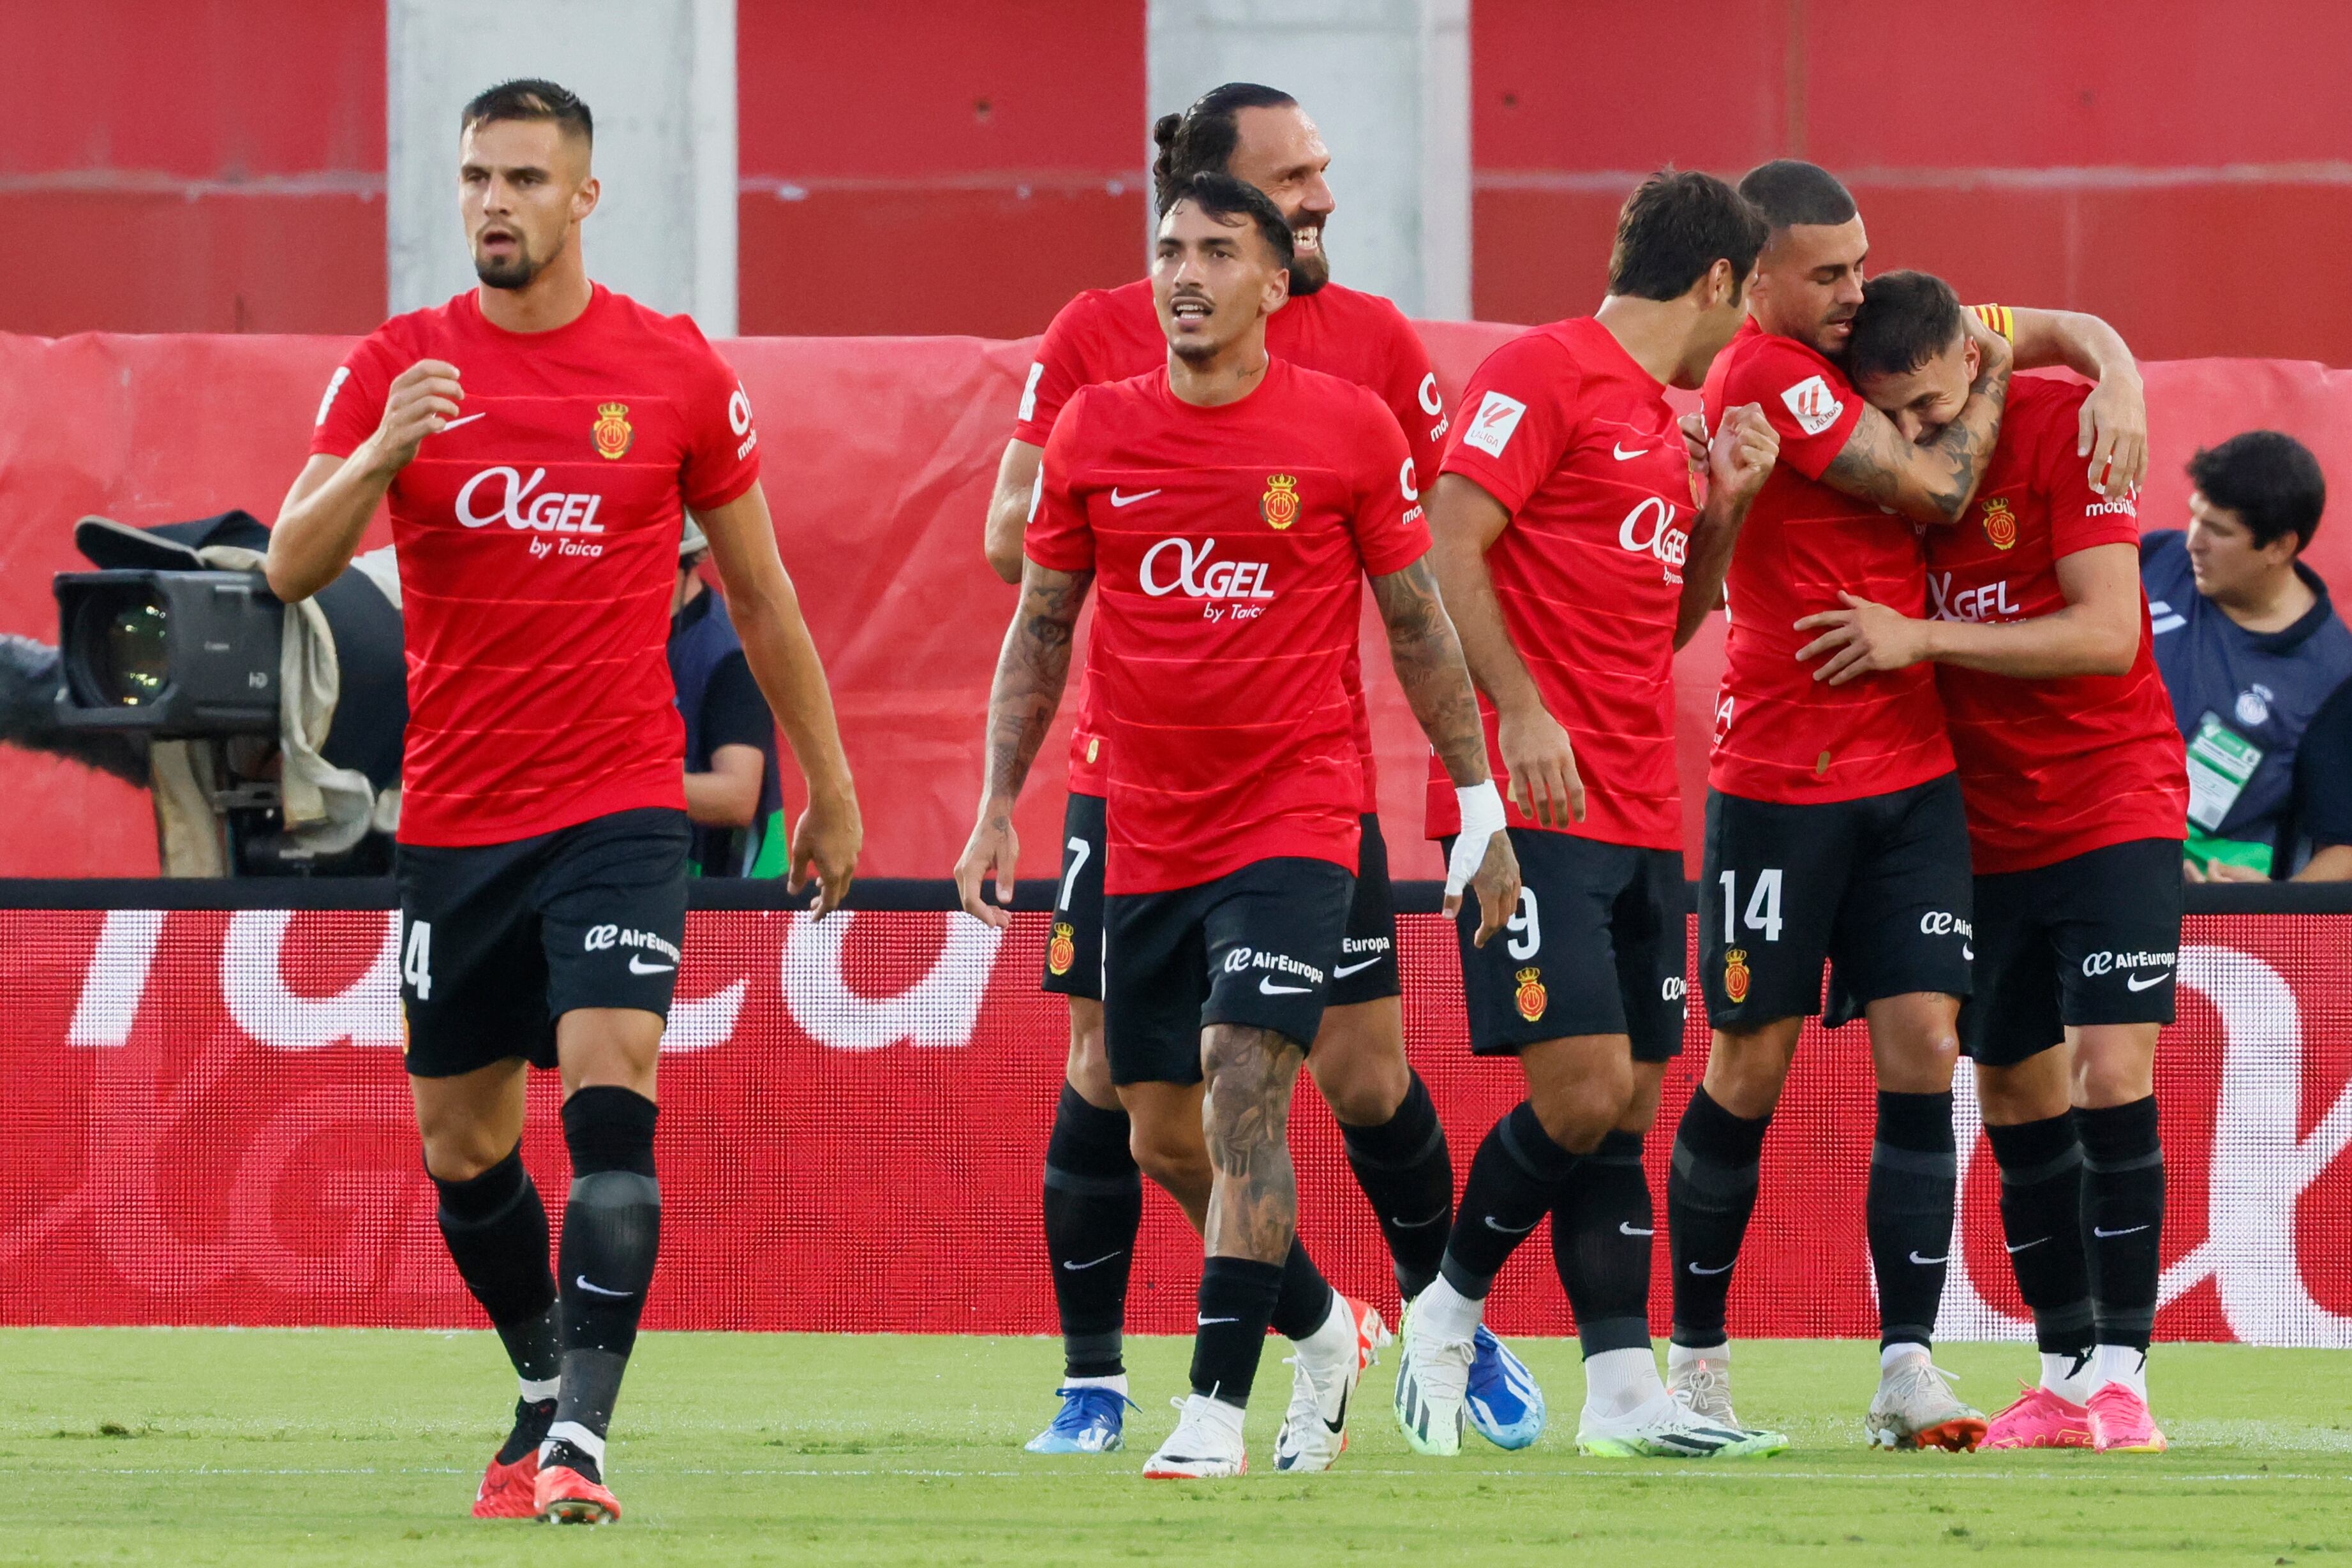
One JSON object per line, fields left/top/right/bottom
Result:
{"left": 1261, "top": 474, "right": 1300, "bottom": 529}
{"left": 592, "top": 402, "right": 634, "bottom": 460}
{"left": 1514, "top": 967, "right": 1547, "bottom": 1023}
{"left": 1980, "top": 495, "right": 2018, "bottom": 550}
{"left": 1047, "top": 922, "right": 1077, "bottom": 976}
{"left": 1724, "top": 948, "right": 1752, "bottom": 1004}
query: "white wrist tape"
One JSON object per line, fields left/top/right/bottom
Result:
{"left": 1447, "top": 781, "right": 1507, "bottom": 898}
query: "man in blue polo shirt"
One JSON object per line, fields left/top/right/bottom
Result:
{"left": 2141, "top": 431, "right": 2352, "bottom": 879}
{"left": 670, "top": 518, "right": 785, "bottom": 877}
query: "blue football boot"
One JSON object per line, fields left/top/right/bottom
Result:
{"left": 1025, "top": 1384, "right": 1138, "bottom": 1454}
{"left": 1464, "top": 1324, "right": 1547, "bottom": 1449}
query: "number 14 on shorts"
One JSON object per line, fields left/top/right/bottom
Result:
{"left": 1719, "top": 869, "right": 1784, "bottom": 942}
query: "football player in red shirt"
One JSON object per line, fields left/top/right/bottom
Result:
{"left": 267, "top": 81, "right": 860, "bottom": 1524}
{"left": 1672, "top": 159, "right": 2149, "bottom": 1451}
{"left": 957, "top": 174, "right": 1515, "bottom": 1479}
{"left": 1394, "top": 170, "right": 1786, "bottom": 1461}
{"left": 979, "top": 84, "right": 1540, "bottom": 1458}
{"left": 1797, "top": 272, "right": 2188, "bottom": 1454}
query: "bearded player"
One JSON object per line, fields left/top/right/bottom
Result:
{"left": 1796, "top": 272, "right": 2187, "bottom": 1453}
{"left": 981, "top": 84, "right": 1542, "bottom": 1457}
{"left": 1672, "top": 159, "right": 2148, "bottom": 1449}
{"left": 960, "top": 174, "right": 1515, "bottom": 1479}
{"left": 1396, "top": 170, "right": 1787, "bottom": 1460}
{"left": 269, "top": 80, "right": 860, "bottom": 1522}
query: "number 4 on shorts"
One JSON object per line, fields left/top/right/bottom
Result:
{"left": 402, "top": 917, "right": 433, "bottom": 1000}
{"left": 1718, "top": 869, "right": 1783, "bottom": 942}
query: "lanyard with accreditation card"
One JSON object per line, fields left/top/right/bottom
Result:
{"left": 2184, "top": 711, "right": 2263, "bottom": 832}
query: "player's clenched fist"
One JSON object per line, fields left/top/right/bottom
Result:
{"left": 954, "top": 802, "right": 1020, "bottom": 929}
{"left": 365, "top": 359, "right": 465, "bottom": 476}
{"left": 1708, "top": 402, "right": 1779, "bottom": 506}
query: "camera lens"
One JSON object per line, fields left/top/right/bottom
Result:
{"left": 70, "top": 590, "right": 169, "bottom": 707}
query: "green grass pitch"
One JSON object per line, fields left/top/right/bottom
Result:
{"left": 3, "top": 1330, "right": 2347, "bottom": 1565}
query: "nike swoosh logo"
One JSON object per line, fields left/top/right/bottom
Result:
{"left": 1686, "top": 1261, "right": 1733, "bottom": 1276}
{"left": 2125, "top": 973, "right": 2166, "bottom": 992}
{"left": 1963, "top": 944, "right": 1974, "bottom": 962}
{"left": 2006, "top": 1236, "right": 2050, "bottom": 1255}
{"left": 1619, "top": 1222, "right": 1655, "bottom": 1236}
{"left": 1910, "top": 1252, "right": 1949, "bottom": 1266}
{"left": 629, "top": 956, "right": 675, "bottom": 975}
{"left": 1390, "top": 1208, "right": 1448, "bottom": 1229}
{"left": 574, "top": 1276, "right": 630, "bottom": 1298}
{"left": 1062, "top": 1251, "right": 1124, "bottom": 1271}
{"left": 1333, "top": 958, "right": 1382, "bottom": 978}
{"left": 1259, "top": 977, "right": 1310, "bottom": 995}
{"left": 1321, "top": 1382, "right": 1348, "bottom": 1435}
{"left": 1197, "top": 1316, "right": 1239, "bottom": 1326}
{"left": 1612, "top": 443, "right": 1651, "bottom": 460}
{"left": 1483, "top": 1215, "right": 1540, "bottom": 1235}
{"left": 2093, "top": 1224, "right": 2150, "bottom": 1239}
{"left": 1108, "top": 487, "right": 1161, "bottom": 508}
{"left": 437, "top": 411, "right": 486, "bottom": 432}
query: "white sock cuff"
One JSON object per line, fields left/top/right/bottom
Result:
{"left": 543, "top": 1420, "right": 607, "bottom": 1466}
{"left": 1413, "top": 1278, "right": 1484, "bottom": 1345}
{"left": 1667, "top": 1340, "right": 1728, "bottom": 1366}
{"left": 1298, "top": 1294, "right": 1357, "bottom": 1358}
{"left": 1061, "top": 1373, "right": 1128, "bottom": 1395}
{"left": 1193, "top": 1393, "right": 1247, "bottom": 1433}
{"left": 1881, "top": 1341, "right": 1931, "bottom": 1370}
{"left": 519, "top": 1375, "right": 561, "bottom": 1403}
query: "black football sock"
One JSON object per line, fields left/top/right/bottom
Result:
{"left": 1552, "top": 1130, "right": 1655, "bottom": 1358}
{"left": 1868, "top": 1090, "right": 1957, "bottom": 1351}
{"left": 2077, "top": 1096, "right": 2164, "bottom": 1352}
{"left": 1440, "top": 1102, "right": 1579, "bottom": 1298}
{"left": 549, "top": 1086, "right": 661, "bottom": 1481}
{"left": 1268, "top": 1237, "right": 1337, "bottom": 1341}
{"left": 431, "top": 1143, "right": 562, "bottom": 1386}
{"left": 1042, "top": 1085, "right": 1142, "bottom": 1380}
{"left": 1190, "top": 1256, "right": 1285, "bottom": 1407}
{"left": 1667, "top": 1086, "right": 1770, "bottom": 1347}
{"left": 1983, "top": 1112, "right": 2094, "bottom": 1359}
{"left": 1337, "top": 1069, "right": 1454, "bottom": 1301}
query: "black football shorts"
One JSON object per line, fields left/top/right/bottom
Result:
{"left": 395, "top": 806, "right": 690, "bottom": 1078}
{"left": 1961, "top": 837, "right": 2184, "bottom": 1067}
{"left": 1699, "top": 774, "right": 1974, "bottom": 1028}
{"left": 1101, "top": 857, "right": 1355, "bottom": 1086}
{"left": 1330, "top": 813, "right": 1402, "bottom": 1006}
{"left": 1039, "top": 792, "right": 1107, "bottom": 1000}
{"left": 1443, "top": 826, "right": 1687, "bottom": 1061}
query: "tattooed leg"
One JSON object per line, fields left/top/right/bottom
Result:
{"left": 1199, "top": 1023, "right": 1307, "bottom": 1264}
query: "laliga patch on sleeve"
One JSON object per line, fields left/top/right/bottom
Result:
{"left": 1780, "top": 374, "right": 1845, "bottom": 437}
{"left": 1461, "top": 390, "right": 1528, "bottom": 457}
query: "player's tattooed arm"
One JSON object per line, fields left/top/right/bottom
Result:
{"left": 1426, "top": 474, "right": 1584, "bottom": 828}
{"left": 1821, "top": 312, "right": 2013, "bottom": 526}
{"left": 1675, "top": 404, "right": 1780, "bottom": 650}
{"left": 955, "top": 559, "right": 1093, "bottom": 925}
{"left": 1371, "top": 555, "right": 1492, "bottom": 790}
{"left": 1200, "top": 1024, "right": 1306, "bottom": 1264}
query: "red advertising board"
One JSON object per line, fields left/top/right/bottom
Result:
{"left": 6, "top": 903, "right": 2346, "bottom": 1344}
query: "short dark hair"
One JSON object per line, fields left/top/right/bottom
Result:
{"left": 1157, "top": 171, "right": 1293, "bottom": 272}
{"left": 1607, "top": 169, "right": 1768, "bottom": 302}
{"left": 1738, "top": 158, "right": 1857, "bottom": 233}
{"left": 1847, "top": 270, "right": 1966, "bottom": 385}
{"left": 1150, "top": 83, "right": 1295, "bottom": 208}
{"left": 2189, "top": 431, "right": 2328, "bottom": 553}
{"left": 461, "top": 78, "right": 593, "bottom": 144}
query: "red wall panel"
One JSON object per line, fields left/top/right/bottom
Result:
{"left": 1471, "top": 0, "right": 2352, "bottom": 366}
{"left": 736, "top": 0, "right": 1147, "bottom": 337}
{"left": 0, "top": 0, "right": 385, "bottom": 337}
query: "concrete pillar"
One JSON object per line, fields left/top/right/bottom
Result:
{"left": 1147, "top": 0, "right": 1472, "bottom": 319}
{"left": 386, "top": 0, "right": 737, "bottom": 333}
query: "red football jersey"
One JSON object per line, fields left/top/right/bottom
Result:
{"left": 311, "top": 285, "right": 761, "bottom": 847}
{"left": 1927, "top": 377, "right": 2187, "bottom": 872}
{"left": 1701, "top": 316, "right": 1953, "bottom": 802}
{"left": 1016, "top": 278, "right": 1447, "bottom": 805}
{"left": 1423, "top": 316, "right": 1689, "bottom": 852}
{"left": 1025, "top": 359, "right": 1431, "bottom": 895}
